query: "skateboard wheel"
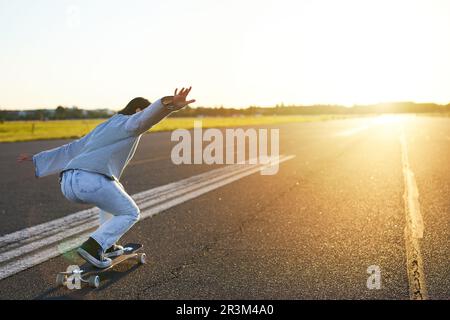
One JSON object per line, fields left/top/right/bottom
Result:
{"left": 138, "top": 253, "right": 147, "bottom": 264}
{"left": 88, "top": 275, "right": 100, "bottom": 288}
{"left": 56, "top": 274, "right": 66, "bottom": 286}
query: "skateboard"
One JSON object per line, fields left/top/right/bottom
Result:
{"left": 56, "top": 243, "right": 146, "bottom": 289}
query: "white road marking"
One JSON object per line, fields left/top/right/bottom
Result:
{"left": 0, "top": 221, "right": 97, "bottom": 262}
{"left": 335, "top": 124, "right": 372, "bottom": 137}
{"left": 0, "top": 160, "right": 254, "bottom": 248}
{"left": 0, "top": 155, "right": 294, "bottom": 280}
{"left": 0, "top": 233, "right": 93, "bottom": 281}
{"left": 400, "top": 130, "right": 428, "bottom": 300}
{"left": 400, "top": 134, "right": 425, "bottom": 239}
{"left": 0, "top": 159, "right": 265, "bottom": 261}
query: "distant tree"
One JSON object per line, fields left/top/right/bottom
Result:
{"left": 55, "top": 106, "right": 66, "bottom": 119}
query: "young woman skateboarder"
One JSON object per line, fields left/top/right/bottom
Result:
{"left": 17, "top": 87, "right": 195, "bottom": 268}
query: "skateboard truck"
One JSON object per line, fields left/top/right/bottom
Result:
{"left": 56, "top": 243, "right": 146, "bottom": 289}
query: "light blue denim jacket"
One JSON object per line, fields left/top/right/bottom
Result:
{"left": 33, "top": 98, "right": 171, "bottom": 180}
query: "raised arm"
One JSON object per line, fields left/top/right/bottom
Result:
{"left": 125, "top": 87, "right": 196, "bottom": 135}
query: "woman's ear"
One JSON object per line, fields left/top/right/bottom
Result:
{"left": 135, "top": 108, "right": 142, "bottom": 113}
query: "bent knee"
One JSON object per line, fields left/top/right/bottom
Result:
{"left": 128, "top": 206, "right": 140, "bottom": 222}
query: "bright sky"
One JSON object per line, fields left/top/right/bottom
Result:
{"left": 1, "top": 0, "right": 450, "bottom": 110}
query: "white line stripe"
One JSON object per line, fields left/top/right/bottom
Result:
{"left": 0, "top": 155, "right": 294, "bottom": 280}
{"left": 400, "top": 131, "right": 428, "bottom": 300}
{"left": 137, "top": 163, "right": 258, "bottom": 211}
{"left": 0, "top": 160, "right": 254, "bottom": 247}
{"left": 3, "top": 163, "right": 256, "bottom": 252}
{"left": 0, "top": 233, "right": 92, "bottom": 281}
{"left": 0, "top": 160, "right": 267, "bottom": 261}
{"left": 0, "top": 221, "right": 97, "bottom": 262}
{"left": 2, "top": 217, "right": 98, "bottom": 252}
{"left": 132, "top": 162, "right": 255, "bottom": 203}
{"left": 0, "top": 143, "right": 263, "bottom": 246}
{"left": 0, "top": 208, "right": 97, "bottom": 247}
{"left": 139, "top": 155, "right": 295, "bottom": 221}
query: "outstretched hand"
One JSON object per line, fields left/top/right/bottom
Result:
{"left": 172, "top": 86, "right": 196, "bottom": 110}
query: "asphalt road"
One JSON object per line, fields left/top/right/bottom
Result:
{"left": 0, "top": 115, "right": 448, "bottom": 299}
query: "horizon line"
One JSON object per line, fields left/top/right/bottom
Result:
{"left": 2, "top": 100, "right": 450, "bottom": 111}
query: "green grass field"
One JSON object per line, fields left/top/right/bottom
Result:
{"left": 0, "top": 115, "right": 356, "bottom": 143}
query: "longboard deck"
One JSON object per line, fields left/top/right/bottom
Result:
{"left": 78, "top": 243, "right": 143, "bottom": 277}
{"left": 57, "top": 243, "right": 146, "bottom": 288}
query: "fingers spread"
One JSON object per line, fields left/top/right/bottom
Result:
{"left": 175, "top": 86, "right": 193, "bottom": 96}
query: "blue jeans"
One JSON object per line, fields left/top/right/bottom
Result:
{"left": 60, "top": 169, "right": 140, "bottom": 251}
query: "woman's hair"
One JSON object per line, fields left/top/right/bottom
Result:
{"left": 118, "top": 97, "right": 151, "bottom": 115}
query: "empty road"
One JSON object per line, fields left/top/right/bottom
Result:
{"left": 0, "top": 115, "right": 448, "bottom": 299}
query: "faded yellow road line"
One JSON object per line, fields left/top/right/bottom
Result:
{"left": 400, "top": 130, "right": 428, "bottom": 300}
